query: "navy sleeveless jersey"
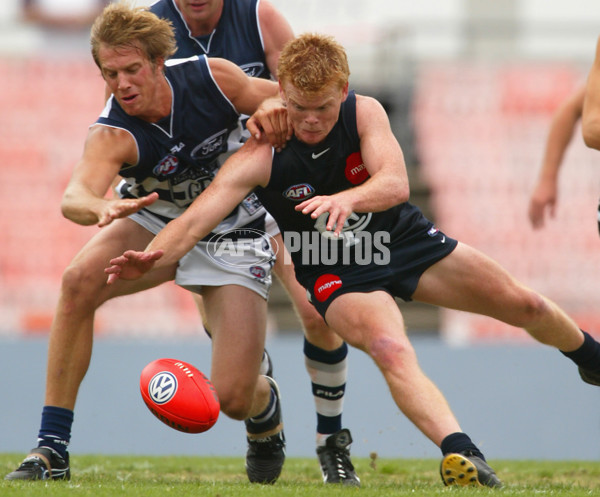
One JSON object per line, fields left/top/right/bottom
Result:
{"left": 96, "top": 55, "right": 263, "bottom": 230}
{"left": 150, "top": 0, "right": 270, "bottom": 79}
{"left": 254, "top": 91, "right": 414, "bottom": 283}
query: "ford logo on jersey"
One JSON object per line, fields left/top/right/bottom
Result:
{"left": 191, "top": 129, "right": 228, "bottom": 159}
{"left": 283, "top": 183, "right": 315, "bottom": 202}
{"left": 153, "top": 154, "right": 179, "bottom": 177}
{"left": 240, "top": 62, "right": 265, "bottom": 78}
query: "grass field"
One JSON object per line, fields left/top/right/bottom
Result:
{"left": 0, "top": 454, "right": 598, "bottom": 496}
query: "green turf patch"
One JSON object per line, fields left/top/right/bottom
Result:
{"left": 1, "top": 454, "right": 598, "bottom": 496}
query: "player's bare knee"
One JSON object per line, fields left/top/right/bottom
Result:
{"left": 60, "top": 263, "right": 103, "bottom": 304}
{"left": 368, "top": 334, "right": 414, "bottom": 372}
{"left": 218, "top": 390, "right": 253, "bottom": 420}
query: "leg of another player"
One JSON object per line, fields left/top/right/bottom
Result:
{"left": 273, "top": 243, "right": 346, "bottom": 430}
{"left": 202, "top": 284, "right": 285, "bottom": 484}
{"left": 326, "top": 291, "right": 462, "bottom": 446}
{"left": 192, "top": 292, "right": 272, "bottom": 375}
{"left": 324, "top": 291, "right": 500, "bottom": 487}
{"left": 202, "top": 284, "right": 269, "bottom": 419}
{"left": 46, "top": 220, "right": 175, "bottom": 410}
{"left": 191, "top": 293, "right": 209, "bottom": 332}
{"left": 271, "top": 233, "right": 359, "bottom": 485}
{"left": 6, "top": 219, "right": 177, "bottom": 481}
{"left": 413, "top": 242, "right": 600, "bottom": 383}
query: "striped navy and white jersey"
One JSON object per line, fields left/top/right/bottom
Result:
{"left": 95, "top": 55, "right": 265, "bottom": 232}
{"left": 150, "top": 0, "right": 270, "bottom": 79}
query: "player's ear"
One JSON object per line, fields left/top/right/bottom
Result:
{"left": 341, "top": 81, "right": 349, "bottom": 101}
{"left": 278, "top": 80, "right": 286, "bottom": 102}
{"left": 155, "top": 57, "right": 166, "bottom": 72}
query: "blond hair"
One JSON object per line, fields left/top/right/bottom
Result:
{"left": 277, "top": 33, "right": 350, "bottom": 94}
{"left": 90, "top": 2, "right": 177, "bottom": 69}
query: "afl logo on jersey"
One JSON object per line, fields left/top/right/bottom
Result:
{"left": 283, "top": 183, "right": 315, "bottom": 202}
{"left": 240, "top": 62, "right": 265, "bottom": 78}
{"left": 345, "top": 152, "right": 369, "bottom": 185}
{"left": 314, "top": 274, "right": 343, "bottom": 302}
{"left": 154, "top": 154, "right": 179, "bottom": 177}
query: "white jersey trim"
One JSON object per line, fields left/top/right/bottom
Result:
{"left": 255, "top": 0, "right": 266, "bottom": 54}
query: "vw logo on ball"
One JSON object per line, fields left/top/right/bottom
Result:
{"left": 148, "top": 371, "right": 178, "bottom": 404}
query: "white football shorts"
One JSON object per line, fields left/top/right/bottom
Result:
{"left": 264, "top": 212, "right": 281, "bottom": 238}
{"left": 129, "top": 209, "right": 275, "bottom": 299}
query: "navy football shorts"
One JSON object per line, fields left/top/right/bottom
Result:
{"left": 303, "top": 214, "right": 458, "bottom": 320}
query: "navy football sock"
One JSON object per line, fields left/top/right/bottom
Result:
{"left": 561, "top": 330, "right": 600, "bottom": 372}
{"left": 249, "top": 388, "right": 276, "bottom": 425}
{"left": 37, "top": 406, "right": 73, "bottom": 459}
{"left": 246, "top": 383, "right": 280, "bottom": 435}
{"left": 441, "top": 432, "right": 486, "bottom": 461}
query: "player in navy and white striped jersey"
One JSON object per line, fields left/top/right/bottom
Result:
{"left": 5, "top": 4, "right": 288, "bottom": 484}
{"left": 150, "top": 0, "right": 272, "bottom": 74}
{"left": 146, "top": 0, "right": 359, "bottom": 485}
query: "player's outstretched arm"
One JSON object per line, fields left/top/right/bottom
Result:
{"left": 528, "top": 85, "right": 584, "bottom": 228}
{"left": 105, "top": 138, "right": 273, "bottom": 282}
{"left": 62, "top": 125, "right": 156, "bottom": 227}
{"left": 583, "top": 36, "right": 600, "bottom": 150}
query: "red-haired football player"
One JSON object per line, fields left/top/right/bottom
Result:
{"left": 107, "top": 33, "right": 600, "bottom": 489}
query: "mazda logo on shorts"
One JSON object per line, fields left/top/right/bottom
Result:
{"left": 148, "top": 372, "right": 178, "bottom": 404}
{"left": 206, "top": 228, "right": 278, "bottom": 268}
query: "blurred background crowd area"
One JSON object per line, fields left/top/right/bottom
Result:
{"left": 1, "top": 0, "right": 600, "bottom": 343}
